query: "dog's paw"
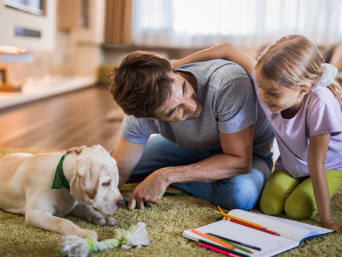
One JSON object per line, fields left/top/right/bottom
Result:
{"left": 105, "top": 216, "right": 116, "bottom": 226}
{"left": 87, "top": 214, "right": 106, "bottom": 226}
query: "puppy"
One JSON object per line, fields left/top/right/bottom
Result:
{"left": 0, "top": 145, "right": 124, "bottom": 238}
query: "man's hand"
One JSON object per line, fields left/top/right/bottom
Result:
{"left": 128, "top": 169, "right": 169, "bottom": 209}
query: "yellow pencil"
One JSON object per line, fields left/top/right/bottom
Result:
{"left": 216, "top": 206, "right": 263, "bottom": 229}
{"left": 217, "top": 205, "right": 225, "bottom": 213}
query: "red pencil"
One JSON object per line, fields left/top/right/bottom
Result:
{"left": 230, "top": 219, "right": 280, "bottom": 236}
{"left": 199, "top": 242, "right": 242, "bottom": 257}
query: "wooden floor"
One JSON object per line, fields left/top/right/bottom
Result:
{"left": 0, "top": 86, "right": 124, "bottom": 151}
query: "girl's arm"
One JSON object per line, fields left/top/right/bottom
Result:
{"left": 308, "top": 133, "right": 342, "bottom": 232}
{"left": 171, "top": 44, "right": 257, "bottom": 75}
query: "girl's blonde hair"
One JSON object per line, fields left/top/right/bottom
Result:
{"left": 256, "top": 34, "right": 342, "bottom": 107}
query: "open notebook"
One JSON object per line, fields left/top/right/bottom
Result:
{"left": 183, "top": 209, "right": 333, "bottom": 257}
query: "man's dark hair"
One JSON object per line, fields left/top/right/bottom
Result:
{"left": 109, "top": 51, "right": 173, "bottom": 117}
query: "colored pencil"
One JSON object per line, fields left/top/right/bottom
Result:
{"left": 217, "top": 205, "right": 228, "bottom": 220}
{"left": 191, "top": 229, "right": 235, "bottom": 249}
{"left": 199, "top": 239, "right": 250, "bottom": 257}
{"left": 207, "top": 233, "right": 252, "bottom": 253}
{"left": 208, "top": 233, "right": 261, "bottom": 251}
{"left": 199, "top": 242, "right": 242, "bottom": 257}
{"left": 230, "top": 219, "right": 280, "bottom": 236}
{"left": 215, "top": 210, "right": 263, "bottom": 228}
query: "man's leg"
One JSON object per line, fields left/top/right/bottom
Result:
{"left": 128, "top": 135, "right": 211, "bottom": 183}
{"left": 130, "top": 135, "right": 272, "bottom": 210}
{"left": 172, "top": 155, "right": 271, "bottom": 210}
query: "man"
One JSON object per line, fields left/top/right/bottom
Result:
{"left": 110, "top": 51, "right": 274, "bottom": 210}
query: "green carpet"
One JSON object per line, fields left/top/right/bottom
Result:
{"left": 0, "top": 149, "right": 341, "bottom": 257}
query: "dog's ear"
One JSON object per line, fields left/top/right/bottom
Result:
{"left": 75, "top": 158, "right": 100, "bottom": 200}
{"left": 76, "top": 157, "right": 87, "bottom": 177}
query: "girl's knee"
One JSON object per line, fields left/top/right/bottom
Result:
{"left": 260, "top": 191, "right": 284, "bottom": 216}
{"left": 260, "top": 169, "right": 301, "bottom": 216}
{"left": 284, "top": 193, "right": 316, "bottom": 219}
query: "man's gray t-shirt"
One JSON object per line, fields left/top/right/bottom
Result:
{"left": 121, "top": 60, "right": 274, "bottom": 157}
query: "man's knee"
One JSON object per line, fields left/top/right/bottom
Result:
{"left": 284, "top": 192, "right": 316, "bottom": 219}
{"left": 215, "top": 174, "right": 263, "bottom": 211}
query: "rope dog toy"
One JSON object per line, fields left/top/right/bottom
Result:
{"left": 59, "top": 222, "right": 149, "bottom": 257}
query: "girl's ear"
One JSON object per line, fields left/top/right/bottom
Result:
{"left": 299, "top": 90, "right": 308, "bottom": 98}
{"left": 298, "top": 83, "right": 311, "bottom": 98}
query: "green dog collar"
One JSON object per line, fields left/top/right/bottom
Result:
{"left": 51, "top": 153, "right": 70, "bottom": 189}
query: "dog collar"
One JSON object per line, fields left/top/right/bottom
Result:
{"left": 52, "top": 153, "right": 70, "bottom": 190}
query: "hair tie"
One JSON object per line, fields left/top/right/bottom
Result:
{"left": 315, "top": 63, "right": 338, "bottom": 87}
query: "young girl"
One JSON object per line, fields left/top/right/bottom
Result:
{"left": 173, "top": 35, "right": 342, "bottom": 232}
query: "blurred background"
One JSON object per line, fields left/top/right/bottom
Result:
{"left": 1, "top": 0, "right": 342, "bottom": 150}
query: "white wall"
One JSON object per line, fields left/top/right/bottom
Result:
{"left": 70, "top": 0, "right": 106, "bottom": 76}
{"left": 0, "top": 0, "right": 56, "bottom": 51}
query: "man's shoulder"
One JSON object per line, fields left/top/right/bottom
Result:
{"left": 206, "top": 60, "right": 250, "bottom": 84}
{"left": 122, "top": 115, "right": 160, "bottom": 144}
{"left": 183, "top": 58, "right": 247, "bottom": 70}
{"left": 124, "top": 115, "right": 158, "bottom": 130}
{"left": 177, "top": 59, "right": 249, "bottom": 82}
{"left": 177, "top": 60, "right": 251, "bottom": 93}
{"left": 198, "top": 61, "right": 252, "bottom": 98}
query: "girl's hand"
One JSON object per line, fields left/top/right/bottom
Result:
{"left": 171, "top": 44, "right": 256, "bottom": 75}
{"left": 171, "top": 59, "right": 184, "bottom": 70}
{"left": 322, "top": 220, "right": 342, "bottom": 233}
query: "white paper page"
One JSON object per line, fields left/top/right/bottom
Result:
{"left": 256, "top": 212, "right": 333, "bottom": 240}
{"left": 183, "top": 220, "right": 298, "bottom": 257}
{"left": 228, "top": 209, "right": 311, "bottom": 241}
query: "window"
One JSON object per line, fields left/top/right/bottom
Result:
{"left": 132, "top": 0, "right": 342, "bottom": 47}
{"left": 4, "top": 0, "right": 44, "bottom": 15}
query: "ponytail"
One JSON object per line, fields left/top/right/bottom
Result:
{"left": 328, "top": 80, "right": 342, "bottom": 108}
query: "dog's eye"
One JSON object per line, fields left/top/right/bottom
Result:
{"left": 102, "top": 180, "right": 111, "bottom": 187}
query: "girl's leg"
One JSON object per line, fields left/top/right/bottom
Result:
{"left": 284, "top": 169, "right": 342, "bottom": 219}
{"left": 260, "top": 170, "right": 303, "bottom": 216}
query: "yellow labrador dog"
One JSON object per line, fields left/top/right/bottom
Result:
{"left": 0, "top": 145, "right": 124, "bottom": 238}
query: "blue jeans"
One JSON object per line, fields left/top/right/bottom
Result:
{"left": 129, "top": 135, "right": 273, "bottom": 210}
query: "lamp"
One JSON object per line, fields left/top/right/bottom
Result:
{"left": 0, "top": 45, "right": 30, "bottom": 92}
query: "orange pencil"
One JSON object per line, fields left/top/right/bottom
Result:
{"left": 191, "top": 229, "right": 235, "bottom": 250}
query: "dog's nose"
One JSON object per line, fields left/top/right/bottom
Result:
{"left": 117, "top": 198, "right": 125, "bottom": 207}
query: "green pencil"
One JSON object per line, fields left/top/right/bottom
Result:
{"left": 207, "top": 233, "right": 252, "bottom": 253}
{"left": 198, "top": 239, "right": 250, "bottom": 257}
